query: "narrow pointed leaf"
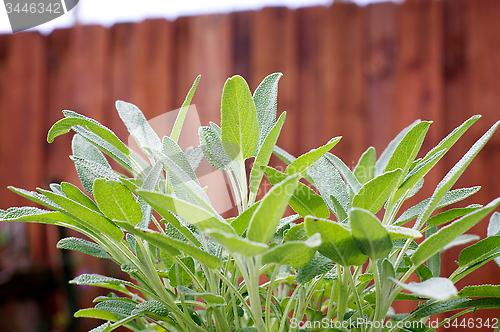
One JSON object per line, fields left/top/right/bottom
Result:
{"left": 205, "top": 229, "right": 268, "bottom": 256}
{"left": 459, "top": 285, "right": 500, "bottom": 298}
{"left": 395, "top": 186, "right": 481, "bottom": 226}
{"left": 163, "top": 136, "right": 199, "bottom": 183}
{"left": 352, "top": 169, "right": 402, "bottom": 214}
{"left": 253, "top": 72, "right": 282, "bottom": 149}
{"left": 221, "top": 75, "right": 259, "bottom": 159}
{"left": 39, "top": 189, "right": 123, "bottom": 241}
{"left": 115, "top": 100, "right": 162, "bottom": 156}
{"left": 325, "top": 153, "right": 361, "bottom": 194}
{"left": 177, "top": 285, "right": 226, "bottom": 305}
{"left": 308, "top": 157, "right": 349, "bottom": 220}
{"left": 414, "top": 121, "right": 500, "bottom": 230}
{"left": 135, "top": 190, "right": 233, "bottom": 234}
{"left": 428, "top": 205, "right": 482, "bottom": 227}
{"left": 249, "top": 112, "right": 286, "bottom": 194}
{"left": 385, "top": 225, "right": 422, "bottom": 240}
{"left": 263, "top": 166, "right": 329, "bottom": 218}
{"left": 57, "top": 237, "right": 111, "bottom": 259}
{"left": 247, "top": 174, "right": 300, "bottom": 244}
{"left": 285, "top": 137, "right": 341, "bottom": 175}
{"left": 74, "top": 308, "right": 118, "bottom": 322}
{"left": 170, "top": 75, "right": 200, "bottom": 142}
{"left": 375, "top": 120, "right": 420, "bottom": 176}
{"left": 199, "top": 126, "right": 233, "bottom": 171}
{"left": 354, "top": 146, "right": 376, "bottom": 185}
{"left": 48, "top": 111, "right": 129, "bottom": 156}
{"left": 61, "top": 182, "right": 100, "bottom": 212}
{"left": 458, "top": 235, "right": 500, "bottom": 267}
{"left": 413, "top": 197, "right": 500, "bottom": 266}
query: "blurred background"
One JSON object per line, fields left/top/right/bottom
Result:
{"left": 1, "top": 0, "right": 500, "bottom": 331}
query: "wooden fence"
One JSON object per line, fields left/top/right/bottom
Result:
{"left": 1, "top": 0, "right": 500, "bottom": 330}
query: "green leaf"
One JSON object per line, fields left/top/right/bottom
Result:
{"left": 394, "top": 149, "right": 446, "bottom": 203}
{"left": 61, "top": 182, "right": 100, "bottom": 212}
{"left": 247, "top": 174, "right": 300, "bottom": 244}
{"left": 441, "top": 234, "right": 479, "bottom": 252}
{"left": 390, "top": 277, "right": 457, "bottom": 301}
{"left": 71, "top": 156, "right": 120, "bottom": 192}
{"left": 426, "top": 226, "right": 440, "bottom": 277}
{"left": 488, "top": 212, "right": 500, "bottom": 236}
{"left": 95, "top": 300, "right": 136, "bottom": 316}
{"left": 72, "top": 134, "right": 118, "bottom": 194}
{"left": 170, "top": 75, "right": 201, "bottom": 142}
{"left": 184, "top": 146, "right": 203, "bottom": 172}
{"left": 412, "top": 297, "right": 500, "bottom": 319}
{"left": 354, "top": 146, "right": 376, "bottom": 185}
{"left": 152, "top": 149, "right": 212, "bottom": 211}
{"left": 295, "top": 252, "right": 333, "bottom": 284}
{"left": 169, "top": 257, "right": 194, "bottom": 287}
{"left": 1, "top": 207, "right": 81, "bottom": 229}
{"left": 71, "top": 126, "right": 135, "bottom": 175}
{"left": 385, "top": 225, "right": 422, "bottom": 240}
{"left": 70, "top": 274, "right": 135, "bottom": 295}
{"left": 115, "top": 221, "right": 221, "bottom": 269}
{"left": 385, "top": 121, "right": 431, "bottom": 180}
{"left": 177, "top": 285, "right": 226, "bottom": 305}
{"left": 161, "top": 210, "right": 201, "bottom": 246}
{"left": 115, "top": 100, "right": 162, "bottom": 157}
{"left": 74, "top": 308, "right": 118, "bottom": 322}
{"left": 427, "top": 205, "right": 482, "bottom": 227}
{"left": 283, "top": 223, "right": 308, "bottom": 242}
{"left": 163, "top": 136, "right": 199, "bottom": 184}
{"left": 205, "top": 229, "right": 268, "bottom": 256}
{"left": 352, "top": 169, "right": 402, "bottom": 214}
{"left": 326, "top": 153, "right": 361, "bottom": 194}
{"left": 253, "top": 72, "right": 282, "bottom": 149}
{"left": 458, "top": 235, "right": 500, "bottom": 268}
{"left": 419, "top": 115, "right": 481, "bottom": 167}
{"left": 459, "top": 285, "right": 500, "bottom": 298}
{"left": 304, "top": 216, "right": 367, "bottom": 266}
{"left": 379, "top": 259, "right": 395, "bottom": 301}
{"left": 39, "top": 189, "right": 124, "bottom": 241}
{"left": 412, "top": 197, "right": 500, "bottom": 267}
{"left": 136, "top": 300, "right": 170, "bottom": 318}
{"left": 262, "top": 233, "right": 321, "bottom": 268}
{"left": 350, "top": 208, "right": 392, "bottom": 260}
{"left": 89, "top": 322, "right": 111, "bottom": 332}
{"left": 221, "top": 75, "right": 259, "bottom": 160}
{"left": 249, "top": 112, "right": 286, "bottom": 194}
{"left": 57, "top": 237, "right": 111, "bottom": 259}
{"left": 307, "top": 157, "right": 349, "bottom": 220}
{"left": 395, "top": 186, "right": 481, "bottom": 226}
{"left": 48, "top": 111, "right": 129, "bottom": 156}
{"left": 93, "top": 179, "right": 142, "bottom": 226}
{"left": 199, "top": 125, "right": 233, "bottom": 171}
{"left": 375, "top": 120, "right": 420, "bottom": 176}
{"left": 285, "top": 137, "right": 341, "bottom": 175}
{"left": 414, "top": 121, "right": 500, "bottom": 230}
{"left": 141, "top": 161, "right": 164, "bottom": 191}
{"left": 262, "top": 166, "right": 329, "bottom": 218}
{"left": 230, "top": 201, "right": 260, "bottom": 236}
{"left": 135, "top": 190, "right": 233, "bottom": 234}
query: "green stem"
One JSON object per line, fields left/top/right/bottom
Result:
{"left": 266, "top": 263, "right": 280, "bottom": 331}
{"left": 346, "top": 267, "right": 366, "bottom": 332}
{"left": 370, "top": 260, "right": 382, "bottom": 330}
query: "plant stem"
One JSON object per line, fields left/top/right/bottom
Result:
{"left": 266, "top": 263, "right": 280, "bottom": 331}
{"left": 370, "top": 260, "right": 382, "bottom": 332}
{"left": 346, "top": 267, "right": 366, "bottom": 332}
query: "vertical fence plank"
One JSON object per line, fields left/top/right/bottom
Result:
{"left": 110, "top": 19, "right": 176, "bottom": 145}
{"left": 321, "top": 3, "right": 367, "bottom": 165}
{"left": 0, "top": 31, "right": 47, "bottom": 331}
{"left": 250, "top": 7, "right": 299, "bottom": 157}
{"left": 176, "top": 14, "right": 234, "bottom": 127}
{"left": 364, "top": 2, "right": 398, "bottom": 154}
